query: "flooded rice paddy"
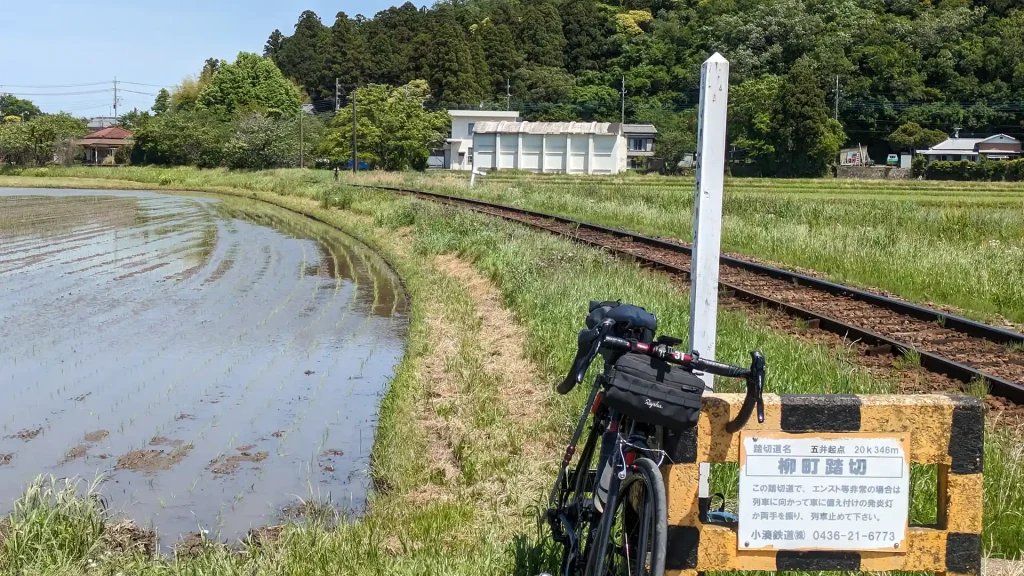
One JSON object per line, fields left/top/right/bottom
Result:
{"left": 0, "top": 188, "right": 408, "bottom": 545}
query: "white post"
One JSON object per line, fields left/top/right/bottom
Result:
{"left": 495, "top": 133, "right": 501, "bottom": 170}
{"left": 689, "top": 52, "right": 729, "bottom": 508}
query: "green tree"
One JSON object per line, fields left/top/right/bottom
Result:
{"left": 131, "top": 109, "right": 231, "bottom": 167}
{"left": 634, "top": 102, "right": 697, "bottom": 167}
{"left": 117, "top": 109, "right": 150, "bottom": 131}
{"left": 0, "top": 95, "right": 42, "bottom": 120}
{"left": 264, "top": 29, "right": 284, "bottom": 58}
{"left": 0, "top": 120, "right": 30, "bottom": 165}
{"left": 272, "top": 10, "right": 331, "bottom": 100}
{"left": 772, "top": 59, "right": 846, "bottom": 176}
{"left": 424, "top": 10, "right": 485, "bottom": 106}
{"left": 170, "top": 77, "right": 205, "bottom": 112}
{"left": 198, "top": 53, "right": 303, "bottom": 116}
{"left": 729, "top": 75, "right": 783, "bottom": 168}
{"left": 329, "top": 12, "right": 371, "bottom": 100}
{"left": 561, "top": 0, "right": 616, "bottom": 73}
{"left": 518, "top": 0, "right": 566, "bottom": 68}
{"left": 476, "top": 20, "right": 521, "bottom": 98}
{"left": 152, "top": 89, "right": 171, "bottom": 115}
{"left": 23, "top": 114, "right": 88, "bottom": 166}
{"left": 224, "top": 112, "right": 299, "bottom": 169}
{"left": 887, "top": 122, "right": 947, "bottom": 152}
{"left": 319, "top": 80, "right": 448, "bottom": 171}
{"left": 200, "top": 58, "right": 221, "bottom": 83}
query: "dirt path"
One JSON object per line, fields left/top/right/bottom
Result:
{"left": 412, "top": 254, "right": 553, "bottom": 512}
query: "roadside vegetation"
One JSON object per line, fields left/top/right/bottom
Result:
{"left": 352, "top": 170, "right": 1024, "bottom": 327}
{"left": 1, "top": 167, "right": 1023, "bottom": 573}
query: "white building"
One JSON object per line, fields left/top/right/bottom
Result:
{"left": 444, "top": 110, "right": 521, "bottom": 170}
{"left": 471, "top": 121, "right": 629, "bottom": 174}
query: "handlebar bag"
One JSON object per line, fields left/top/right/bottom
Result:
{"left": 604, "top": 352, "right": 705, "bottom": 430}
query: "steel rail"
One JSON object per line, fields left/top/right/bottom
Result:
{"left": 355, "top": 183, "right": 1024, "bottom": 403}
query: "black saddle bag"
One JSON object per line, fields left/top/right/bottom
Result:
{"left": 604, "top": 352, "right": 705, "bottom": 431}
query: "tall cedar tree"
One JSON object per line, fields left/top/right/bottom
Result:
{"left": 477, "top": 21, "right": 521, "bottom": 98}
{"left": 561, "top": 0, "right": 616, "bottom": 73}
{"left": 330, "top": 12, "right": 370, "bottom": 101}
{"left": 518, "top": 0, "right": 566, "bottom": 69}
{"left": 468, "top": 29, "right": 492, "bottom": 101}
{"left": 425, "top": 10, "right": 485, "bottom": 107}
{"left": 772, "top": 58, "right": 844, "bottom": 177}
{"left": 271, "top": 11, "right": 330, "bottom": 100}
{"left": 152, "top": 89, "right": 171, "bottom": 115}
{"left": 264, "top": 29, "right": 284, "bottom": 58}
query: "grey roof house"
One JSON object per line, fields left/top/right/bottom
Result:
{"left": 916, "top": 134, "right": 1021, "bottom": 163}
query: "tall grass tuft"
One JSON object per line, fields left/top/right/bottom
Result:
{"left": 0, "top": 476, "right": 107, "bottom": 573}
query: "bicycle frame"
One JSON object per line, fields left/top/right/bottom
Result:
{"left": 547, "top": 368, "right": 661, "bottom": 576}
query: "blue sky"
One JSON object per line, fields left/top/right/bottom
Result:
{"left": 0, "top": 0, "right": 420, "bottom": 116}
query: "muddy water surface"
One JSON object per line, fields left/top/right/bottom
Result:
{"left": 0, "top": 188, "right": 408, "bottom": 546}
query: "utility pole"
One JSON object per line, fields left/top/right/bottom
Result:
{"left": 834, "top": 75, "right": 840, "bottom": 121}
{"left": 113, "top": 77, "right": 118, "bottom": 119}
{"left": 351, "top": 93, "right": 358, "bottom": 174}
{"left": 621, "top": 76, "right": 626, "bottom": 124}
{"left": 335, "top": 77, "right": 340, "bottom": 112}
{"left": 506, "top": 79, "right": 511, "bottom": 111}
{"left": 299, "top": 109, "right": 304, "bottom": 168}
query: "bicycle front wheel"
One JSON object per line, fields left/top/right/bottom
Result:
{"left": 586, "top": 457, "right": 667, "bottom": 576}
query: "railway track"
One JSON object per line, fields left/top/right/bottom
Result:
{"left": 355, "top": 184, "right": 1024, "bottom": 404}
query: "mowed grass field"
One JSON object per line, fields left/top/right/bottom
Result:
{"left": 355, "top": 171, "right": 1024, "bottom": 327}
{"left": 1, "top": 166, "right": 1022, "bottom": 573}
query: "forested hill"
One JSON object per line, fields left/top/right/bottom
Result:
{"left": 265, "top": 0, "right": 1024, "bottom": 172}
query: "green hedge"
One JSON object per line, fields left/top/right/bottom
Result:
{"left": 923, "top": 158, "right": 1024, "bottom": 181}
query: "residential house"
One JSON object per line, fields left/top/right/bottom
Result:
{"left": 623, "top": 124, "right": 658, "bottom": 169}
{"left": 79, "top": 126, "right": 132, "bottom": 165}
{"left": 916, "top": 134, "right": 1021, "bottom": 163}
{"left": 444, "top": 110, "right": 521, "bottom": 170}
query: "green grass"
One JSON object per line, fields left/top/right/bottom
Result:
{"left": 347, "top": 170, "right": 1024, "bottom": 326}
{"left": 1, "top": 167, "right": 1022, "bottom": 572}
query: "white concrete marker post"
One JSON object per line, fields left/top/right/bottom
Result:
{"left": 469, "top": 167, "right": 487, "bottom": 188}
{"left": 689, "top": 52, "right": 730, "bottom": 504}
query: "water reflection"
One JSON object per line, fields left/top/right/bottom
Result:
{"left": 0, "top": 188, "right": 409, "bottom": 548}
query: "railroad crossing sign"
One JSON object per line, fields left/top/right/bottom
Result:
{"left": 738, "top": 431, "right": 911, "bottom": 552}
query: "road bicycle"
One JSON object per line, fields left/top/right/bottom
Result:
{"left": 546, "top": 301, "right": 765, "bottom": 576}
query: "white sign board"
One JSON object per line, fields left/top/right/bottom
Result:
{"left": 739, "top": 432, "right": 910, "bottom": 552}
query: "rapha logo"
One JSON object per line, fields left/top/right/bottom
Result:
{"left": 645, "top": 398, "right": 663, "bottom": 409}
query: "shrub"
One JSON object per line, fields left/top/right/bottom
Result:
{"left": 911, "top": 155, "right": 927, "bottom": 177}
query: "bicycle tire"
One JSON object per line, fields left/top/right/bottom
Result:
{"left": 584, "top": 457, "right": 667, "bottom": 576}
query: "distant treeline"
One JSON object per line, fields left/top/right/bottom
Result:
{"left": 263, "top": 0, "right": 1024, "bottom": 175}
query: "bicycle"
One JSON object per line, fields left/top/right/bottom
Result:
{"left": 545, "top": 301, "right": 766, "bottom": 576}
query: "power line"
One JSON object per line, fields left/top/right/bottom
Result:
{"left": 0, "top": 81, "right": 110, "bottom": 89}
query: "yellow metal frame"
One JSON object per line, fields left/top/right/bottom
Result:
{"left": 663, "top": 393, "right": 984, "bottom": 576}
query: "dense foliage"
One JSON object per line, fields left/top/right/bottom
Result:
{"left": 123, "top": 53, "right": 318, "bottom": 169}
{"left": 317, "top": 80, "right": 449, "bottom": 171}
{"left": 923, "top": 158, "right": 1024, "bottom": 181}
{"left": 266, "top": 0, "right": 1024, "bottom": 175}
{"left": 0, "top": 114, "right": 87, "bottom": 166}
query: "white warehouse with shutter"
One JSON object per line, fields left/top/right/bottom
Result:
{"left": 471, "top": 121, "right": 628, "bottom": 175}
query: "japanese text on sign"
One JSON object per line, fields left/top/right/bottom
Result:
{"left": 738, "top": 432, "right": 910, "bottom": 552}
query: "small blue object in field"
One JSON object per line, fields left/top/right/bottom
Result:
{"left": 343, "top": 160, "right": 370, "bottom": 170}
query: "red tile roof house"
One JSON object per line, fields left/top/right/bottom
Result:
{"left": 78, "top": 126, "right": 133, "bottom": 165}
